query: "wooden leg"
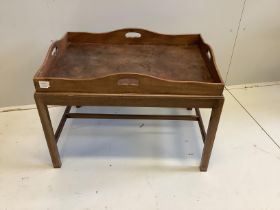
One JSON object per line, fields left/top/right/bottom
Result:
{"left": 55, "top": 106, "right": 71, "bottom": 142}
{"left": 200, "top": 99, "right": 224, "bottom": 171}
{"left": 195, "top": 108, "right": 206, "bottom": 143}
{"left": 34, "top": 95, "right": 62, "bottom": 168}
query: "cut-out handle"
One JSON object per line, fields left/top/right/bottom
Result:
{"left": 117, "top": 78, "right": 139, "bottom": 86}
{"left": 51, "top": 47, "right": 58, "bottom": 56}
{"left": 207, "top": 50, "right": 211, "bottom": 60}
{"left": 125, "top": 32, "right": 141, "bottom": 38}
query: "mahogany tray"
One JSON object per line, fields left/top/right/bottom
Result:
{"left": 34, "top": 28, "right": 224, "bottom": 95}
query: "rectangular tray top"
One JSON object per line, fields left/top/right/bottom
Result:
{"left": 34, "top": 28, "right": 224, "bottom": 95}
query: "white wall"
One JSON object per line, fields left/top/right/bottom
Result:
{"left": 226, "top": 0, "right": 280, "bottom": 84}
{"left": 0, "top": 0, "right": 279, "bottom": 107}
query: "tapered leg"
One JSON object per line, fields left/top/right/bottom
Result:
{"left": 200, "top": 99, "right": 224, "bottom": 171}
{"left": 34, "top": 95, "right": 61, "bottom": 168}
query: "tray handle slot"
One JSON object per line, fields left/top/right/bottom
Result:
{"left": 125, "top": 32, "right": 142, "bottom": 38}
{"left": 35, "top": 41, "right": 60, "bottom": 77}
{"left": 117, "top": 78, "right": 140, "bottom": 86}
{"left": 206, "top": 50, "right": 212, "bottom": 60}
{"left": 51, "top": 46, "right": 58, "bottom": 56}
{"left": 199, "top": 42, "right": 223, "bottom": 83}
{"left": 202, "top": 44, "right": 213, "bottom": 62}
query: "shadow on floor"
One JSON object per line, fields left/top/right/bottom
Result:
{"left": 58, "top": 107, "right": 204, "bottom": 162}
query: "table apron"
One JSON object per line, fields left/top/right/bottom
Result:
{"left": 34, "top": 92, "right": 224, "bottom": 108}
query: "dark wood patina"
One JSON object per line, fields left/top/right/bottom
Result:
{"left": 34, "top": 28, "right": 224, "bottom": 171}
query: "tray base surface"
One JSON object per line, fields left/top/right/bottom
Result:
{"left": 46, "top": 43, "right": 213, "bottom": 82}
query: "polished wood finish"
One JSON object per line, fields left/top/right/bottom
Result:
{"left": 34, "top": 28, "right": 225, "bottom": 171}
